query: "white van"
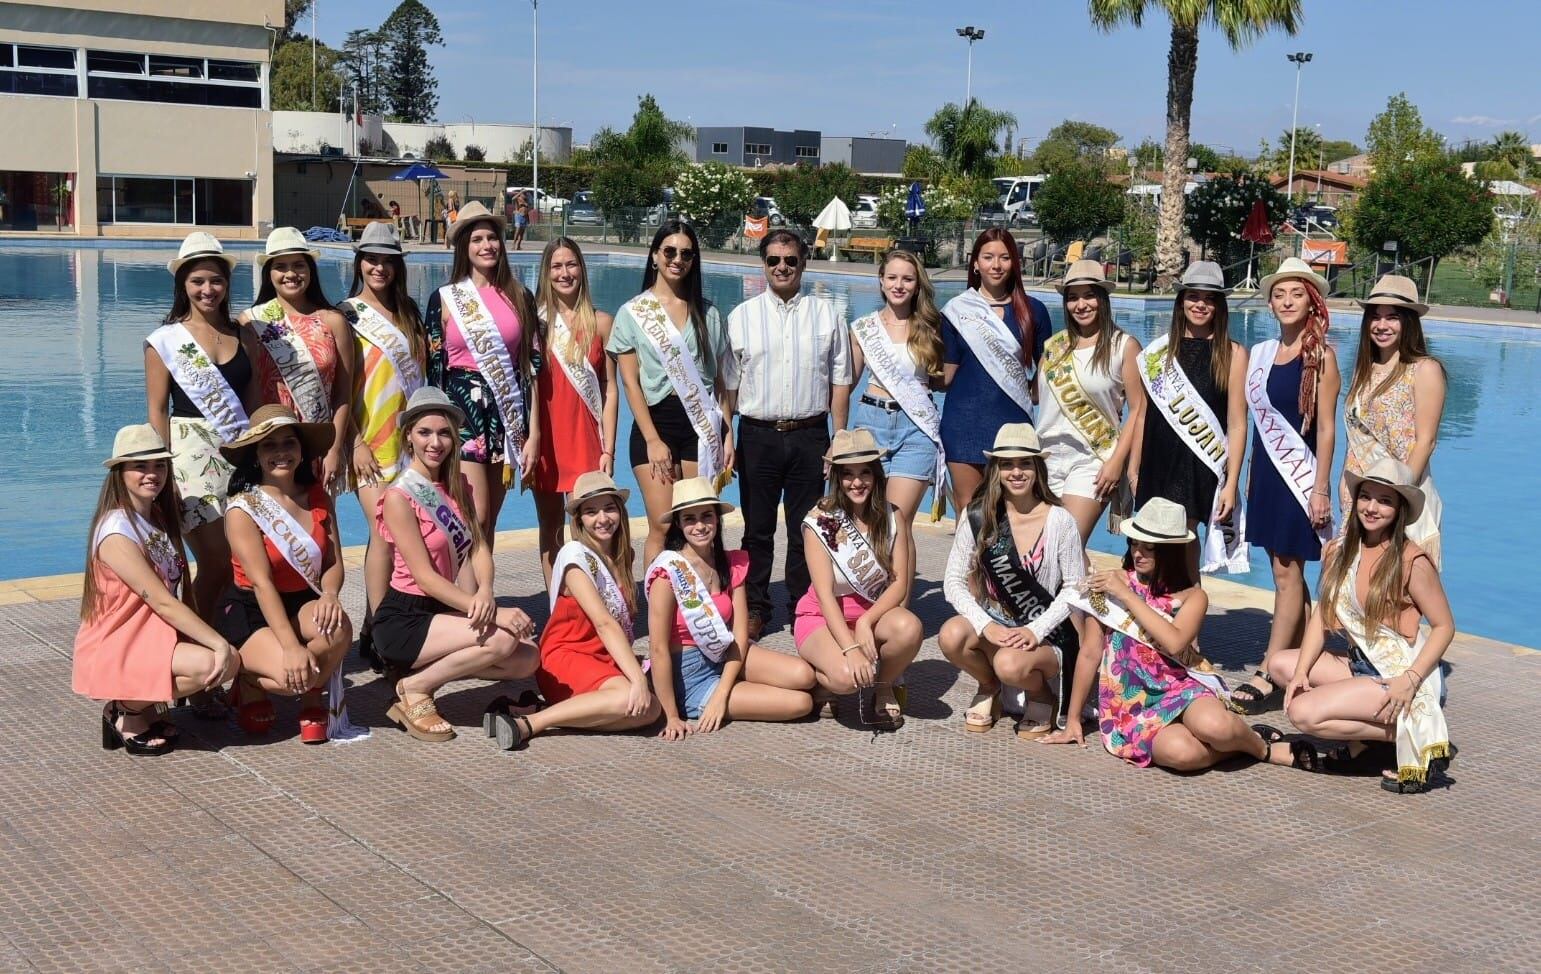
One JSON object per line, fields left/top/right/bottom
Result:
{"left": 992, "top": 176, "right": 1046, "bottom": 225}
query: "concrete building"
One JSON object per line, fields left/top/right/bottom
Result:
{"left": 0, "top": 0, "right": 282, "bottom": 237}
{"left": 272, "top": 111, "right": 572, "bottom": 164}
{"left": 695, "top": 126, "right": 820, "bottom": 167}
{"left": 820, "top": 136, "right": 907, "bottom": 176}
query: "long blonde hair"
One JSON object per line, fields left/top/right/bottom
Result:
{"left": 1057, "top": 287, "right": 1124, "bottom": 375}
{"left": 1167, "top": 289, "right": 1235, "bottom": 394}
{"left": 80, "top": 463, "right": 188, "bottom": 621}
{"left": 397, "top": 411, "right": 484, "bottom": 551}
{"left": 817, "top": 460, "right": 893, "bottom": 580}
{"left": 569, "top": 494, "right": 637, "bottom": 614}
{"left": 966, "top": 455, "right": 1060, "bottom": 604}
{"left": 877, "top": 249, "right": 943, "bottom": 377}
{"left": 1318, "top": 486, "right": 1415, "bottom": 635}
{"left": 537, "top": 237, "right": 600, "bottom": 367}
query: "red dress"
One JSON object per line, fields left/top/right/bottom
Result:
{"left": 537, "top": 592, "right": 626, "bottom": 703}
{"left": 532, "top": 332, "right": 604, "bottom": 492}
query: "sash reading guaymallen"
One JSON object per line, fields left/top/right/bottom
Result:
{"left": 227, "top": 488, "right": 368, "bottom": 742}
{"left": 439, "top": 281, "right": 528, "bottom": 479}
{"left": 1246, "top": 340, "right": 1332, "bottom": 543}
{"left": 850, "top": 312, "right": 946, "bottom": 519}
{"left": 551, "top": 312, "right": 604, "bottom": 428}
{"left": 802, "top": 507, "right": 894, "bottom": 604}
{"left": 550, "top": 540, "right": 632, "bottom": 642}
{"left": 1344, "top": 398, "right": 1443, "bottom": 568}
{"left": 1064, "top": 582, "right": 1230, "bottom": 702}
{"left": 248, "top": 300, "right": 331, "bottom": 423}
{"left": 647, "top": 552, "right": 734, "bottom": 662}
{"left": 942, "top": 289, "right": 1036, "bottom": 417}
{"left": 392, "top": 468, "right": 474, "bottom": 570}
{"left": 146, "top": 323, "right": 250, "bottom": 442}
{"left": 1139, "top": 335, "right": 1249, "bottom": 573}
{"left": 628, "top": 292, "right": 729, "bottom": 488}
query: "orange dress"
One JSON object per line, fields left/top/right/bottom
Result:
{"left": 73, "top": 511, "right": 185, "bottom": 702}
{"left": 537, "top": 592, "right": 625, "bottom": 703}
{"left": 532, "top": 331, "right": 604, "bottom": 492}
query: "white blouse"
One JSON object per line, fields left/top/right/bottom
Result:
{"left": 943, "top": 504, "right": 1085, "bottom": 640}
{"left": 1037, "top": 332, "right": 1130, "bottom": 460}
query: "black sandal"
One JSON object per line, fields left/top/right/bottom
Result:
{"left": 492, "top": 713, "right": 534, "bottom": 751}
{"left": 101, "top": 703, "right": 174, "bottom": 756}
{"left": 1380, "top": 747, "right": 1456, "bottom": 794}
{"left": 1289, "top": 739, "right": 1324, "bottom": 772}
{"left": 482, "top": 690, "right": 543, "bottom": 737}
{"left": 1323, "top": 741, "right": 1392, "bottom": 775}
{"left": 1228, "top": 672, "right": 1282, "bottom": 715}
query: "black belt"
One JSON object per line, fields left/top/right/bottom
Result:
{"left": 740, "top": 413, "right": 827, "bottom": 432}
{"left": 860, "top": 393, "right": 902, "bottom": 412}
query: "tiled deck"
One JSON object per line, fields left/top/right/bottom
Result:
{"left": 3, "top": 519, "right": 1535, "bottom": 973}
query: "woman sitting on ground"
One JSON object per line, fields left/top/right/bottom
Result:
{"left": 217, "top": 406, "right": 352, "bottom": 742}
{"left": 647, "top": 478, "right": 815, "bottom": 740}
{"left": 1267, "top": 458, "right": 1456, "bottom": 793}
{"left": 939, "top": 424, "right": 1086, "bottom": 739}
{"left": 794, "top": 429, "right": 923, "bottom": 730}
{"left": 491, "top": 472, "right": 659, "bottom": 750}
{"left": 1043, "top": 497, "right": 1301, "bottom": 772}
{"left": 373, "top": 387, "right": 539, "bottom": 742}
{"left": 74, "top": 425, "right": 240, "bottom": 755}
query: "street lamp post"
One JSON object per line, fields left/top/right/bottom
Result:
{"left": 955, "top": 26, "right": 985, "bottom": 106}
{"left": 531, "top": 1, "right": 539, "bottom": 217}
{"left": 1285, "top": 51, "right": 1313, "bottom": 203}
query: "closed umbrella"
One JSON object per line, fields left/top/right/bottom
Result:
{"left": 813, "top": 196, "right": 853, "bottom": 262}
{"left": 1238, "top": 200, "right": 1275, "bottom": 290}
{"left": 904, "top": 181, "right": 927, "bottom": 236}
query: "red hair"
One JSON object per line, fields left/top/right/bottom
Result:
{"left": 966, "top": 228, "right": 1038, "bottom": 364}
{"left": 1298, "top": 283, "right": 1331, "bottom": 434}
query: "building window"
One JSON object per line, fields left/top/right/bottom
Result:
{"left": 97, "top": 175, "right": 252, "bottom": 225}
{"left": 744, "top": 143, "right": 771, "bottom": 156}
{"left": 0, "top": 43, "right": 80, "bottom": 97}
{"left": 86, "top": 50, "right": 263, "bottom": 108}
{"left": 0, "top": 171, "right": 75, "bottom": 231}
{"left": 795, "top": 146, "right": 818, "bottom": 159}
{"left": 711, "top": 142, "right": 728, "bottom": 154}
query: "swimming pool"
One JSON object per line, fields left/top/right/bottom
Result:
{"left": 2, "top": 241, "right": 1536, "bottom": 647}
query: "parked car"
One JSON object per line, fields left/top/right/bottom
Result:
{"left": 852, "top": 195, "right": 879, "bottom": 229}
{"left": 1011, "top": 205, "right": 1038, "bottom": 228}
{"left": 565, "top": 190, "right": 602, "bottom": 227}
{"left": 750, "top": 196, "right": 786, "bottom": 226}
{"left": 506, "top": 187, "right": 568, "bottom": 215}
{"left": 975, "top": 200, "right": 1009, "bottom": 227}
{"left": 1290, "top": 204, "right": 1339, "bottom": 232}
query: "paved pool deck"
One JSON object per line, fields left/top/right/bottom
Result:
{"left": 4, "top": 516, "right": 1536, "bottom": 973}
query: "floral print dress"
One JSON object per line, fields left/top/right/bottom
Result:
{"left": 1097, "top": 572, "right": 1215, "bottom": 767}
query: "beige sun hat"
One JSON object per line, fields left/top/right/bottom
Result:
{"left": 1343, "top": 457, "right": 1425, "bottom": 524}
{"left": 661, "top": 476, "right": 735, "bottom": 524}
{"left": 565, "top": 470, "right": 631, "bottom": 516}
{"left": 1259, "top": 256, "right": 1328, "bottom": 296}
{"left": 399, "top": 385, "right": 466, "bottom": 431}
{"left": 447, "top": 200, "right": 508, "bottom": 245}
{"left": 1357, "top": 274, "right": 1429, "bottom": 316}
{"left": 1055, "top": 258, "right": 1112, "bottom": 294}
{"left": 257, "top": 226, "right": 320, "bottom": 267}
{"left": 218, "top": 404, "right": 335, "bottom": 465}
{"left": 982, "top": 423, "right": 1043, "bottom": 460}
{"left": 355, "top": 220, "right": 403, "bottom": 256}
{"left": 103, "top": 424, "right": 174, "bottom": 468}
{"left": 1119, "top": 497, "right": 1197, "bottom": 544}
{"left": 823, "top": 428, "right": 888, "bottom": 466}
{"left": 167, "top": 231, "right": 238, "bottom": 275}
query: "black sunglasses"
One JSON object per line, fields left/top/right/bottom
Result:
{"left": 660, "top": 246, "right": 695, "bottom": 263}
{"left": 765, "top": 255, "right": 801, "bottom": 268}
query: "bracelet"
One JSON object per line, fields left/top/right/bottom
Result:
{"left": 842, "top": 644, "right": 863, "bottom": 655}
{"left": 1311, "top": 489, "right": 1331, "bottom": 497}
{"left": 1403, "top": 669, "right": 1422, "bottom": 689}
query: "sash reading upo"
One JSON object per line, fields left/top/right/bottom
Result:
{"left": 551, "top": 540, "right": 633, "bottom": 642}
{"left": 551, "top": 312, "right": 603, "bottom": 428}
{"left": 941, "top": 289, "right": 1035, "bottom": 416}
{"left": 802, "top": 507, "right": 894, "bottom": 604}
{"left": 95, "top": 510, "right": 184, "bottom": 592}
{"left": 248, "top": 300, "right": 331, "bottom": 423}
{"left": 1246, "top": 340, "right": 1332, "bottom": 544}
{"left": 647, "top": 551, "right": 734, "bottom": 663}
{"left": 628, "top": 293, "right": 728, "bottom": 488}
{"left": 1065, "top": 581, "right": 1229, "bottom": 702}
{"left": 345, "top": 298, "right": 423, "bottom": 398}
{"left": 1041, "top": 330, "right": 1119, "bottom": 463}
{"left": 1344, "top": 399, "right": 1443, "bottom": 567}
{"left": 392, "top": 468, "right": 473, "bottom": 570}
{"left": 850, "top": 312, "right": 946, "bottom": 519}
{"left": 439, "top": 281, "right": 528, "bottom": 469}
{"left": 1139, "top": 336, "right": 1249, "bottom": 574}
{"left": 146, "top": 323, "right": 249, "bottom": 442}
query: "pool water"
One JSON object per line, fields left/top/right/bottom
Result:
{"left": 2, "top": 243, "right": 1536, "bottom": 647}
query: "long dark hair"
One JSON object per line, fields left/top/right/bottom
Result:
{"left": 1122, "top": 541, "right": 1195, "bottom": 597}
{"left": 967, "top": 227, "right": 1037, "bottom": 364}
{"left": 1320, "top": 484, "right": 1417, "bottom": 635}
{"left": 664, "top": 505, "right": 731, "bottom": 585}
{"left": 81, "top": 462, "right": 188, "bottom": 621}
{"left": 347, "top": 252, "right": 426, "bottom": 367}
{"left": 1347, "top": 305, "right": 1442, "bottom": 405}
{"left": 226, "top": 435, "right": 320, "bottom": 497}
{"left": 164, "top": 257, "right": 233, "bottom": 326}
{"left": 817, "top": 460, "right": 894, "bottom": 580}
{"left": 1056, "top": 285, "right": 1124, "bottom": 375}
{"left": 256, "top": 253, "right": 332, "bottom": 311}
{"left": 1167, "top": 288, "right": 1235, "bottom": 394}
{"left": 642, "top": 219, "right": 714, "bottom": 373}
{"left": 448, "top": 218, "right": 540, "bottom": 381}
{"left": 966, "top": 455, "right": 1061, "bottom": 604}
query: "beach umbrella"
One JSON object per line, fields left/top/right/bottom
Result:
{"left": 1238, "top": 199, "right": 1275, "bottom": 289}
{"left": 390, "top": 162, "right": 449, "bottom": 241}
{"left": 904, "top": 181, "right": 926, "bottom": 235}
{"left": 813, "top": 196, "right": 853, "bottom": 262}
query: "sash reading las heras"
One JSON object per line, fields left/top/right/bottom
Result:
{"left": 439, "top": 281, "right": 527, "bottom": 487}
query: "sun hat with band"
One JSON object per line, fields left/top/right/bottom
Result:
{"left": 1343, "top": 457, "right": 1425, "bottom": 524}
{"left": 167, "top": 231, "right": 238, "bottom": 275}
{"left": 1056, "top": 258, "right": 1112, "bottom": 294}
{"left": 823, "top": 428, "right": 888, "bottom": 466}
{"left": 565, "top": 470, "right": 631, "bottom": 516}
{"left": 1175, "top": 260, "right": 1230, "bottom": 296}
{"left": 982, "top": 422, "right": 1044, "bottom": 460}
{"left": 257, "top": 226, "right": 320, "bottom": 268}
{"left": 355, "top": 220, "right": 403, "bottom": 256}
{"left": 1119, "top": 497, "right": 1197, "bottom": 544}
{"left": 661, "top": 476, "right": 735, "bottom": 525}
{"left": 103, "top": 424, "right": 174, "bottom": 468}
{"left": 446, "top": 200, "right": 507, "bottom": 245}
{"left": 1356, "top": 274, "right": 1429, "bottom": 317}
{"left": 1259, "top": 256, "right": 1328, "bottom": 296}
{"left": 399, "top": 385, "right": 466, "bottom": 431}
{"left": 218, "top": 404, "right": 335, "bottom": 466}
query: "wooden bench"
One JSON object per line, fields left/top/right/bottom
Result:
{"left": 836, "top": 236, "right": 894, "bottom": 262}
{"left": 339, "top": 217, "right": 394, "bottom": 239}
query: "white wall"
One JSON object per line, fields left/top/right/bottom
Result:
{"left": 271, "top": 112, "right": 571, "bottom": 163}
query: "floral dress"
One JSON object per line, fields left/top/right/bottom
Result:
{"left": 1097, "top": 572, "right": 1215, "bottom": 767}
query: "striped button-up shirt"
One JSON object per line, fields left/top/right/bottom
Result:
{"left": 723, "top": 289, "right": 851, "bottom": 420}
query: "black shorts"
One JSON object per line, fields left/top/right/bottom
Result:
{"left": 373, "top": 587, "right": 456, "bottom": 668}
{"left": 628, "top": 394, "right": 701, "bottom": 469}
{"left": 214, "top": 586, "right": 315, "bottom": 647}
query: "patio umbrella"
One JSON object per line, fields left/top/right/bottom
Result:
{"left": 904, "top": 181, "right": 926, "bottom": 235}
{"left": 1238, "top": 200, "right": 1275, "bottom": 289}
{"left": 390, "top": 162, "right": 449, "bottom": 242}
{"left": 813, "top": 196, "right": 853, "bottom": 262}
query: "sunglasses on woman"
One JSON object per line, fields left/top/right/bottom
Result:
{"left": 660, "top": 246, "right": 695, "bottom": 263}
{"left": 764, "top": 255, "right": 800, "bottom": 268}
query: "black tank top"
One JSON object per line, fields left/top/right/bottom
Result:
{"left": 169, "top": 338, "right": 252, "bottom": 418}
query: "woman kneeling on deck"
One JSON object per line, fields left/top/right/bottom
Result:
{"left": 939, "top": 424, "right": 1086, "bottom": 739}
{"left": 1266, "top": 458, "right": 1456, "bottom": 793}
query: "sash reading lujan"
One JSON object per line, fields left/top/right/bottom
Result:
{"left": 1246, "top": 340, "right": 1331, "bottom": 543}
{"left": 146, "top": 322, "right": 249, "bottom": 442}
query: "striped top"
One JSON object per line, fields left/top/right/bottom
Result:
{"left": 723, "top": 289, "right": 852, "bottom": 420}
{"left": 353, "top": 332, "right": 412, "bottom": 480}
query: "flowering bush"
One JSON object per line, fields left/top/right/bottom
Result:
{"left": 673, "top": 163, "right": 756, "bottom": 226}
{"left": 876, "top": 184, "right": 974, "bottom": 233}
{"left": 1183, "top": 172, "right": 1288, "bottom": 268}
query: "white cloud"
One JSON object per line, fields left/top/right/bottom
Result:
{"left": 1452, "top": 115, "right": 1517, "bottom": 126}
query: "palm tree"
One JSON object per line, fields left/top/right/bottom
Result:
{"left": 1491, "top": 130, "right": 1532, "bottom": 175}
{"left": 1089, "top": 1, "right": 1303, "bottom": 284}
{"left": 924, "top": 100, "right": 1018, "bottom": 177}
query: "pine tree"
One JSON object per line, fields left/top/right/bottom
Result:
{"left": 382, "top": 1, "right": 443, "bottom": 124}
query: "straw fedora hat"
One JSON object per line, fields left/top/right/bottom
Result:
{"left": 823, "top": 428, "right": 888, "bottom": 466}
{"left": 1056, "top": 258, "right": 1112, "bottom": 294}
{"left": 982, "top": 423, "right": 1043, "bottom": 460}
{"left": 1343, "top": 457, "right": 1425, "bottom": 524}
{"left": 1356, "top": 274, "right": 1429, "bottom": 316}
{"left": 167, "top": 231, "right": 238, "bottom": 275}
{"left": 661, "top": 476, "right": 735, "bottom": 524}
{"left": 446, "top": 200, "right": 507, "bottom": 245}
{"left": 1259, "top": 256, "right": 1328, "bottom": 296}
{"left": 219, "top": 404, "right": 335, "bottom": 464}
{"left": 1119, "top": 497, "right": 1197, "bottom": 544}
{"left": 355, "top": 220, "right": 403, "bottom": 256}
{"left": 399, "top": 386, "right": 466, "bottom": 431}
{"left": 565, "top": 470, "right": 631, "bottom": 516}
{"left": 257, "top": 226, "right": 320, "bottom": 267}
{"left": 103, "top": 424, "right": 174, "bottom": 468}
{"left": 1176, "top": 260, "right": 1230, "bottom": 295}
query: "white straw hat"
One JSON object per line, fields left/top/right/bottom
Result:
{"left": 447, "top": 200, "right": 508, "bottom": 245}
{"left": 257, "top": 226, "right": 320, "bottom": 267}
{"left": 1259, "top": 256, "right": 1328, "bottom": 296}
{"left": 1119, "top": 497, "right": 1196, "bottom": 544}
{"left": 565, "top": 471, "right": 631, "bottom": 516}
{"left": 823, "top": 428, "right": 888, "bottom": 465}
{"left": 1056, "top": 259, "right": 1112, "bottom": 294}
{"left": 103, "top": 424, "right": 173, "bottom": 468}
{"left": 982, "top": 423, "right": 1043, "bottom": 460}
{"left": 167, "top": 231, "right": 238, "bottom": 275}
{"left": 1356, "top": 274, "right": 1429, "bottom": 316}
{"left": 661, "top": 477, "right": 735, "bottom": 525}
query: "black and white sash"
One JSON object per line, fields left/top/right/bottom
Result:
{"left": 146, "top": 323, "right": 249, "bottom": 441}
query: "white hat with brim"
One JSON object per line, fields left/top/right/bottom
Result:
{"left": 167, "top": 231, "right": 238, "bottom": 275}
{"left": 1343, "top": 458, "right": 1425, "bottom": 525}
{"left": 1119, "top": 497, "right": 1197, "bottom": 544}
{"left": 823, "top": 428, "right": 889, "bottom": 466}
{"left": 982, "top": 423, "right": 1044, "bottom": 460}
{"left": 565, "top": 471, "right": 631, "bottom": 516}
{"left": 1056, "top": 258, "right": 1113, "bottom": 294}
{"left": 219, "top": 404, "right": 335, "bottom": 464}
{"left": 257, "top": 226, "right": 320, "bottom": 267}
{"left": 104, "top": 424, "right": 174, "bottom": 467}
{"left": 661, "top": 477, "right": 735, "bottom": 525}
{"left": 399, "top": 386, "right": 467, "bottom": 432}
{"left": 1259, "top": 256, "right": 1328, "bottom": 296}
{"left": 1356, "top": 274, "right": 1429, "bottom": 316}
{"left": 447, "top": 200, "right": 507, "bottom": 245}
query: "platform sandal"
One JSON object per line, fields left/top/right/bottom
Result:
{"left": 964, "top": 686, "right": 1001, "bottom": 733}
{"left": 481, "top": 690, "right": 544, "bottom": 737}
{"left": 1228, "top": 671, "right": 1282, "bottom": 715}
{"left": 387, "top": 684, "right": 456, "bottom": 742}
{"left": 101, "top": 703, "right": 173, "bottom": 756}
{"left": 492, "top": 712, "right": 534, "bottom": 751}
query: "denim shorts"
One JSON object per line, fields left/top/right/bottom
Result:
{"left": 1350, "top": 648, "right": 1450, "bottom": 706}
{"left": 852, "top": 397, "right": 936, "bottom": 482}
{"left": 671, "top": 647, "right": 725, "bottom": 719}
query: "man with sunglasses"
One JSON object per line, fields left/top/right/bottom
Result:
{"left": 723, "top": 229, "right": 852, "bottom": 638}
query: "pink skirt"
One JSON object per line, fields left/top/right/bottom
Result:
{"left": 793, "top": 589, "right": 874, "bottom": 648}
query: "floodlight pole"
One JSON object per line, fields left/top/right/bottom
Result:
{"left": 956, "top": 26, "right": 985, "bottom": 106}
{"left": 1285, "top": 52, "right": 1313, "bottom": 202}
{"left": 531, "top": 1, "right": 539, "bottom": 216}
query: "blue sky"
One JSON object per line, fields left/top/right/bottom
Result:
{"left": 311, "top": 0, "right": 1540, "bottom": 154}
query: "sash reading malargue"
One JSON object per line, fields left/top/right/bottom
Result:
{"left": 628, "top": 293, "right": 728, "bottom": 487}
{"left": 648, "top": 551, "right": 735, "bottom": 663}
{"left": 1139, "top": 335, "right": 1249, "bottom": 574}
{"left": 439, "top": 281, "right": 528, "bottom": 467}
{"left": 551, "top": 312, "right": 604, "bottom": 428}
{"left": 941, "top": 289, "right": 1035, "bottom": 416}
{"left": 146, "top": 323, "right": 249, "bottom": 442}
{"left": 248, "top": 300, "right": 331, "bottom": 423}
{"left": 1041, "top": 330, "right": 1119, "bottom": 463}
{"left": 551, "top": 540, "right": 633, "bottom": 642}
{"left": 345, "top": 297, "right": 424, "bottom": 398}
{"left": 801, "top": 507, "right": 893, "bottom": 604}
{"left": 1246, "top": 340, "right": 1332, "bottom": 543}
{"left": 850, "top": 312, "right": 947, "bottom": 519}
{"left": 392, "top": 468, "right": 473, "bottom": 570}
{"left": 1065, "top": 582, "right": 1230, "bottom": 701}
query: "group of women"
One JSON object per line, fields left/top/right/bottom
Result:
{"left": 73, "top": 212, "right": 1456, "bottom": 794}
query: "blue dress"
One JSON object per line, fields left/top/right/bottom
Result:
{"left": 1246, "top": 354, "right": 1322, "bottom": 561}
{"left": 939, "top": 296, "right": 1053, "bottom": 465}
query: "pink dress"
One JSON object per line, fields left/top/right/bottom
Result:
{"left": 73, "top": 511, "right": 185, "bottom": 702}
